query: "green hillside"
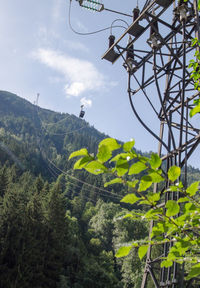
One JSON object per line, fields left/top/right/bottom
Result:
{"left": 0, "top": 91, "right": 199, "bottom": 288}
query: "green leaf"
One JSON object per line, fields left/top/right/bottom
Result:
{"left": 186, "top": 181, "right": 199, "bottom": 196}
{"left": 99, "top": 138, "right": 121, "bottom": 152}
{"left": 121, "top": 193, "right": 140, "bottom": 205}
{"left": 116, "top": 159, "right": 129, "bottom": 177}
{"left": 166, "top": 200, "right": 180, "bottom": 217}
{"left": 145, "top": 208, "right": 162, "bottom": 220}
{"left": 190, "top": 103, "right": 200, "bottom": 117}
{"left": 148, "top": 172, "right": 165, "bottom": 183}
{"left": 149, "top": 153, "right": 162, "bottom": 169}
{"left": 161, "top": 260, "right": 173, "bottom": 268}
{"left": 129, "top": 162, "right": 147, "bottom": 175}
{"left": 127, "top": 180, "right": 139, "bottom": 188}
{"left": 97, "top": 144, "right": 112, "bottom": 163}
{"left": 151, "top": 222, "right": 166, "bottom": 237}
{"left": 110, "top": 153, "right": 133, "bottom": 162}
{"left": 69, "top": 148, "right": 89, "bottom": 160}
{"left": 85, "top": 161, "right": 107, "bottom": 175}
{"left": 184, "top": 202, "right": 196, "bottom": 213}
{"left": 177, "top": 197, "right": 189, "bottom": 203}
{"left": 186, "top": 263, "right": 200, "bottom": 280}
{"left": 123, "top": 139, "right": 135, "bottom": 152}
{"left": 168, "top": 166, "right": 181, "bottom": 182}
{"left": 147, "top": 192, "right": 161, "bottom": 204}
{"left": 116, "top": 246, "right": 132, "bottom": 258}
{"left": 138, "top": 176, "right": 152, "bottom": 192}
{"left": 104, "top": 178, "right": 123, "bottom": 187}
{"left": 74, "top": 156, "right": 92, "bottom": 170}
{"left": 138, "top": 245, "right": 148, "bottom": 260}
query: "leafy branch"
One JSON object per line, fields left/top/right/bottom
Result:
{"left": 69, "top": 137, "right": 200, "bottom": 280}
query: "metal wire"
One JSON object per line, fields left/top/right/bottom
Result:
{"left": 68, "top": 0, "right": 127, "bottom": 36}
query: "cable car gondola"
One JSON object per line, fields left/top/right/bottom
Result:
{"left": 79, "top": 105, "right": 85, "bottom": 118}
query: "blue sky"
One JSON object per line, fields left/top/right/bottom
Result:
{"left": 0, "top": 0, "right": 200, "bottom": 167}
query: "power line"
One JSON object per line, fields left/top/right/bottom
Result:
{"left": 68, "top": 0, "right": 127, "bottom": 36}
{"left": 46, "top": 159, "right": 121, "bottom": 200}
{"left": 34, "top": 103, "right": 122, "bottom": 200}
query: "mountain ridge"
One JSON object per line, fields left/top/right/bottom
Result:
{"left": 0, "top": 90, "right": 199, "bottom": 183}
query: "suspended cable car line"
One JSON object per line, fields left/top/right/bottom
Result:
{"left": 46, "top": 161, "right": 121, "bottom": 200}
{"left": 36, "top": 107, "right": 89, "bottom": 136}
{"left": 44, "top": 162, "right": 97, "bottom": 203}
{"left": 40, "top": 114, "right": 72, "bottom": 127}
{"left": 47, "top": 124, "right": 88, "bottom": 136}
{"left": 34, "top": 103, "right": 122, "bottom": 200}
{"left": 45, "top": 155, "right": 122, "bottom": 198}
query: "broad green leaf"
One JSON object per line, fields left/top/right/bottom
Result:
{"left": 85, "top": 161, "right": 107, "bottom": 175}
{"left": 110, "top": 153, "right": 132, "bottom": 162}
{"left": 104, "top": 178, "right": 123, "bottom": 187}
{"left": 190, "top": 103, "right": 200, "bottom": 117}
{"left": 121, "top": 193, "right": 140, "bottom": 205}
{"left": 138, "top": 155, "right": 149, "bottom": 163}
{"left": 168, "top": 166, "right": 181, "bottom": 182}
{"left": 116, "top": 159, "right": 129, "bottom": 176}
{"left": 166, "top": 200, "right": 180, "bottom": 217}
{"left": 145, "top": 208, "right": 162, "bottom": 220}
{"left": 151, "top": 222, "right": 166, "bottom": 237}
{"left": 184, "top": 202, "right": 196, "bottom": 213}
{"left": 186, "top": 181, "right": 199, "bottom": 196}
{"left": 167, "top": 185, "right": 178, "bottom": 192}
{"left": 69, "top": 148, "right": 89, "bottom": 160}
{"left": 116, "top": 246, "right": 132, "bottom": 258}
{"left": 167, "top": 247, "right": 180, "bottom": 261}
{"left": 149, "top": 153, "right": 162, "bottom": 169}
{"left": 74, "top": 156, "right": 92, "bottom": 170}
{"left": 175, "top": 239, "right": 191, "bottom": 255}
{"left": 161, "top": 260, "right": 173, "bottom": 268}
{"left": 99, "top": 138, "right": 121, "bottom": 152}
{"left": 127, "top": 180, "right": 139, "bottom": 188}
{"left": 186, "top": 263, "right": 200, "bottom": 280}
{"left": 147, "top": 192, "right": 161, "bottom": 204}
{"left": 177, "top": 197, "right": 189, "bottom": 203}
{"left": 138, "top": 245, "right": 148, "bottom": 260}
{"left": 123, "top": 139, "right": 135, "bottom": 152}
{"left": 129, "top": 162, "right": 147, "bottom": 175}
{"left": 97, "top": 144, "right": 112, "bottom": 163}
{"left": 148, "top": 172, "right": 165, "bottom": 183}
{"left": 138, "top": 176, "right": 152, "bottom": 192}
{"left": 123, "top": 212, "right": 144, "bottom": 219}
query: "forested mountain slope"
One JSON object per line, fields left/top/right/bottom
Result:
{"left": 0, "top": 90, "right": 199, "bottom": 288}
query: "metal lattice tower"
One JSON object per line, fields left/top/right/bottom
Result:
{"left": 102, "top": 0, "right": 200, "bottom": 287}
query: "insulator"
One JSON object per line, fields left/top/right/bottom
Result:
{"left": 126, "top": 36, "right": 134, "bottom": 61}
{"left": 150, "top": 19, "right": 159, "bottom": 36}
{"left": 109, "top": 35, "right": 115, "bottom": 48}
{"left": 133, "top": 7, "right": 140, "bottom": 22}
{"left": 178, "top": 0, "right": 184, "bottom": 6}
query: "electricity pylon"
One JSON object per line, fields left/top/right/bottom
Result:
{"left": 102, "top": 0, "right": 200, "bottom": 287}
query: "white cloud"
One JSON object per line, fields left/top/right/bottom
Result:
{"left": 80, "top": 97, "right": 92, "bottom": 108}
{"left": 32, "top": 48, "right": 106, "bottom": 97}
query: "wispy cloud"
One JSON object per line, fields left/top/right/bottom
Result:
{"left": 80, "top": 97, "right": 92, "bottom": 108}
{"left": 32, "top": 48, "right": 106, "bottom": 98}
